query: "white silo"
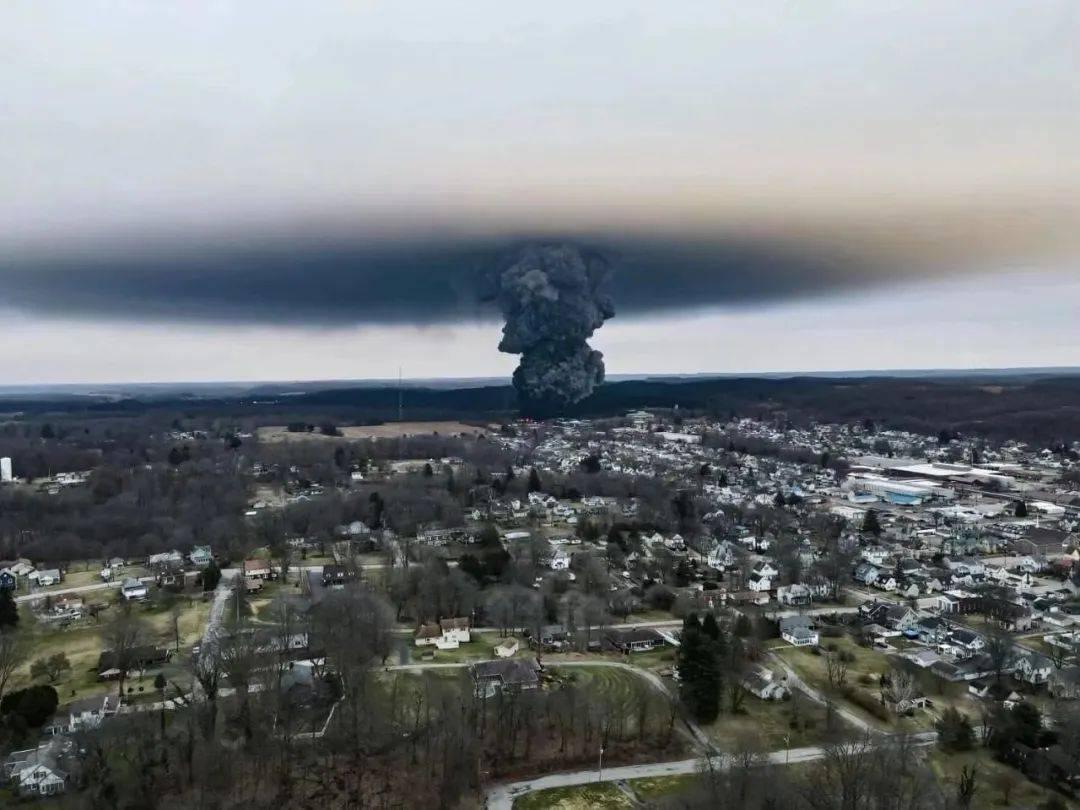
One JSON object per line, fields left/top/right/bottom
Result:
{"left": 0, "top": 457, "right": 11, "bottom": 483}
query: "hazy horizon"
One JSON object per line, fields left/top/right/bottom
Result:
{"left": 4, "top": 2, "right": 1078, "bottom": 384}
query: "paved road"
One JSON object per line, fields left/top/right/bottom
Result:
{"left": 486, "top": 734, "right": 938, "bottom": 809}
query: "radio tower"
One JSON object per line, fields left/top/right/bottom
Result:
{"left": 397, "top": 367, "right": 404, "bottom": 423}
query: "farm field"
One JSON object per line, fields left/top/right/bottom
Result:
{"left": 257, "top": 421, "right": 489, "bottom": 442}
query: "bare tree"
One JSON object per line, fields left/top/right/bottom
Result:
{"left": 825, "top": 650, "right": 849, "bottom": 690}
{"left": 0, "top": 629, "right": 27, "bottom": 703}
{"left": 102, "top": 610, "right": 150, "bottom": 701}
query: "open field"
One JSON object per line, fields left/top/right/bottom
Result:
{"left": 257, "top": 421, "right": 489, "bottom": 442}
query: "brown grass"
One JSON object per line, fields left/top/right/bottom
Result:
{"left": 257, "top": 421, "right": 489, "bottom": 442}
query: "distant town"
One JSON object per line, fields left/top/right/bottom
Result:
{"left": 0, "top": 405, "right": 1078, "bottom": 807}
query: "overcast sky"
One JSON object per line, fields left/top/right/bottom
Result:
{"left": 3, "top": 2, "right": 1079, "bottom": 384}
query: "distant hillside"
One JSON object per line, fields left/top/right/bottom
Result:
{"left": 5, "top": 374, "right": 1080, "bottom": 446}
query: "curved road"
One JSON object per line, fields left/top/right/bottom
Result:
{"left": 486, "top": 733, "right": 938, "bottom": 809}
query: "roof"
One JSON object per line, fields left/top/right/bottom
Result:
{"left": 606, "top": 627, "right": 662, "bottom": 645}
{"left": 779, "top": 615, "right": 815, "bottom": 633}
{"left": 64, "top": 694, "right": 114, "bottom": 716}
{"left": 469, "top": 658, "right": 541, "bottom": 687}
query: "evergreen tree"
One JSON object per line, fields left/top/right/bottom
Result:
{"left": 862, "top": 509, "right": 882, "bottom": 537}
{"left": 527, "top": 467, "right": 543, "bottom": 493}
{"left": 1014, "top": 501, "right": 1028, "bottom": 518}
{"left": 201, "top": 559, "right": 222, "bottom": 592}
{"left": 0, "top": 589, "right": 18, "bottom": 628}
{"left": 678, "top": 613, "right": 724, "bottom": 723}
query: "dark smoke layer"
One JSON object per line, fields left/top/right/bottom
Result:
{"left": 492, "top": 244, "right": 614, "bottom": 413}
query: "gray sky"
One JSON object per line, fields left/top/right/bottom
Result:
{"left": 2, "top": 1, "right": 1079, "bottom": 383}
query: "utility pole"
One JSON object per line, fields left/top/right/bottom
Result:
{"left": 598, "top": 746, "right": 604, "bottom": 782}
{"left": 398, "top": 366, "right": 404, "bottom": 423}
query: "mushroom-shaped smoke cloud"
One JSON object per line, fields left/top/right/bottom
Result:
{"left": 491, "top": 244, "right": 614, "bottom": 415}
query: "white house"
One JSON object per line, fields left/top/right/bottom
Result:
{"left": 1014, "top": 652, "right": 1053, "bottom": 686}
{"left": 120, "top": 578, "right": 148, "bottom": 601}
{"left": 415, "top": 618, "right": 471, "bottom": 650}
{"left": 747, "top": 572, "right": 772, "bottom": 593}
{"left": 494, "top": 638, "right": 520, "bottom": 658}
{"left": 752, "top": 560, "right": 779, "bottom": 579}
{"left": 777, "top": 583, "right": 813, "bottom": 606}
{"left": 550, "top": 549, "right": 571, "bottom": 571}
{"left": 780, "top": 616, "right": 819, "bottom": 647}
{"left": 13, "top": 763, "right": 66, "bottom": 797}
{"left": 742, "top": 666, "right": 789, "bottom": 700}
{"left": 48, "top": 695, "right": 116, "bottom": 735}
{"left": 30, "top": 569, "right": 61, "bottom": 588}
{"left": 707, "top": 541, "right": 737, "bottom": 570}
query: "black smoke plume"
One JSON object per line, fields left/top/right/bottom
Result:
{"left": 491, "top": 244, "right": 614, "bottom": 414}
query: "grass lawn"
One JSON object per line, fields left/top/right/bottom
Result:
{"left": 927, "top": 748, "right": 1070, "bottom": 807}
{"left": 774, "top": 637, "right": 958, "bottom": 732}
{"left": 701, "top": 689, "right": 844, "bottom": 751}
{"left": 13, "top": 590, "right": 212, "bottom": 704}
{"left": 628, "top": 774, "right": 697, "bottom": 800}
{"left": 513, "top": 784, "right": 631, "bottom": 809}
{"left": 564, "top": 647, "right": 678, "bottom": 673}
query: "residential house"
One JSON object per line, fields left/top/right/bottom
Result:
{"left": 854, "top": 563, "right": 880, "bottom": 586}
{"left": 1014, "top": 651, "right": 1053, "bottom": 686}
{"left": 550, "top": 548, "right": 571, "bottom": 571}
{"left": 747, "top": 571, "right": 773, "bottom": 593}
{"left": 97, "top": 646, "right": 171, "bottom": 680}
{"left": 0, "top": 570, "right": 15, "bottom": 591}
{"left": 605, "top": 627, "right": 664, "bottom": 653}
{"left": 4, "top": 738, "right": 73, "bottom": 798}
{"left": 188, "top": 546, "right": 213, "bottom": 567}
{"left": 321, "top": 564, "right": 358, "bottom": 587}
{"left": 949, "top": 627, "right": 986, "bottom": 657}
{"left": 706, "top": 541, "right": 737, "bottom": 570}
{"left": 494, "top": 638, "right": 520, "bottom": 658}
{"left": 147, "top": 550, "right": 183, "bottom": 570}
{"left": 883, "top": 605, "right": 919, "bottom": 633}
{"left": 243, "top": 559, "right": 272, "bottom": 580}
{"left": 31, "top": 569, "right": 62, "bottom": 588}
{"left": 914, "top": 616, "right": 950, "bottom": 645}
{"left": 777, "top": 583, "right": 813, "bottom": 606}
{"left": 469, "top": 658, "right": 542, "bottom": 698}
{"left": 441, "top": 618, "right": 471, "bottom": 645}
{"left": 779, "top": 615, "right": 819, "bottom": 647}
{"left": 120, "top": 578, "right": 148, "bottom": 601}
{"left": 47, "top": 695, "right": 116, "bottom": 735}
{"left": 532, "top": 624, "right": 570, "bottom": 651}
{"left": 752, "top": 560, "right": 779, "bottom": 580}
{"left": 742, "top": 666, "right": 788, "bottom": 700}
